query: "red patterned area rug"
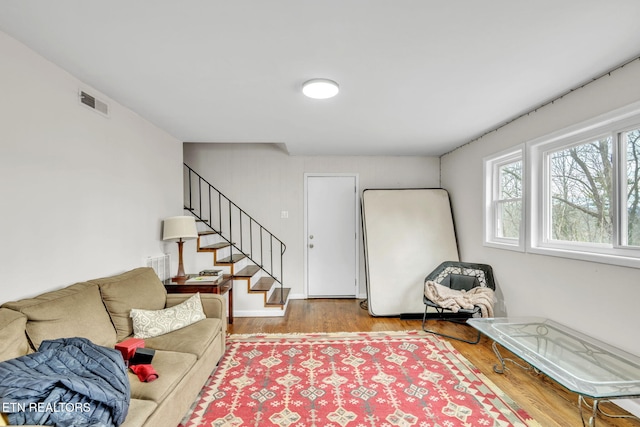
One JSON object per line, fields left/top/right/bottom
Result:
{"left": 180, "top": 331, "right": 540, "bottom": 427}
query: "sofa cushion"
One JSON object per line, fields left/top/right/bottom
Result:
{"left": 131, "top": 293, "right": 206, "bottom": 339}
{"left": 128, "top": 349, "right": 196, "bottom": 403}
{"left": 0, "top": 308, "right": 29, "bottom": 362}
{"left": 1, "top": 282, "right": 116, "bottom": 350}
{"left": 142, "top": 318, "right": 222, "bottom": 359}
{"left": 120, "top": 399, "right": 157, "bottom": 427}
{"left": 91, "top": 267, "right": 167, "bottom": 342}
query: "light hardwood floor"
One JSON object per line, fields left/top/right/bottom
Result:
{"left": 227, "top": 299, "right": 639, "bottom": 427}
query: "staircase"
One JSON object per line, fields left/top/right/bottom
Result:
{"left": 184, "top": 164, "right": 290, "bottom": 317}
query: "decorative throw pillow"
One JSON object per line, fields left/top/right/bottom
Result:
{"left": 130, "top": 293, "right": 206, "bottom": 339}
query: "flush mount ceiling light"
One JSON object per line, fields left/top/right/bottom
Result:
{"left": 302, "top": 78, "right": 339, "bottom": 99}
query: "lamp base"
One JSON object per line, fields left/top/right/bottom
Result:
{"left": 175, "top": 239, "right": 187, "bottom": 280}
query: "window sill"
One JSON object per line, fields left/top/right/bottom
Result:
{"left": 527, "top": 245, "right": 640, "bottom": 269}
{"left": 484, "top": 240, "right": 525, "bottom": 252}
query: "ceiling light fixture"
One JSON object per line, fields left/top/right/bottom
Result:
{"left": 302, "top": 78, "right": 339, "bottom": 99}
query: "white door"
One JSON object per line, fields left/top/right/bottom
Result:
{"left": 306, "top": 175, "right": 358, "bottom": 297}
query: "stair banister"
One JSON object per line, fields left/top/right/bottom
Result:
{"left": 183, "top": 164, "right": 286, "bottom": 299}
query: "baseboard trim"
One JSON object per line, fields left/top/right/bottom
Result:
{"left": 613, "top": 398, "right": 640, "bottom": 418}
{"left": 287, "top": 294, "right": 368, "bottom": 300}
{"left": 234, "top": 308, "right": 285, "bottom": 318}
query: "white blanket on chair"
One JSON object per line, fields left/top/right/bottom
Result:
{"left": 424, "top": 281, "right": 495, "bottom": 318}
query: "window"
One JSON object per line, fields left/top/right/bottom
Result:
{"left": 485, "top": 102, "right": 640, "bottom": 267}
{"left": 621, "top": 128, "right": 640, "bottom": 247}
{"left": 547, "top": 135, "right": 613, "bottom": 245}
{"left": 528, "top": 102, "right": 640, "bottom": 268}
{"left": 484, "top": 146, "right": 524, "bottom": 251}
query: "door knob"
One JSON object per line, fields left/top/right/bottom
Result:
{"left": 309, "top": 244, "right": 314, "bottom": 248}
{"left": 309, "top": 235, "right": 314, "bottom": 239}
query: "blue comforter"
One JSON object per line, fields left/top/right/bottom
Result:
{"left": 0, "top": 337, "right": 130, "bottom": 427}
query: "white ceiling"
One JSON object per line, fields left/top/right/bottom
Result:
{"left": 2, "top": 1, "right": 640, "bottom": 156}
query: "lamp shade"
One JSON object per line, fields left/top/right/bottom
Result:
{"left": 162, "top": 216, "right": 198, "bottom": 241}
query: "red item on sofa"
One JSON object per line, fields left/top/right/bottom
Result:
{"left": 130, "top": 364, "right": 158, "bottom": 382}
{"left": 115, "top": 338, "right": 145, "bottom": 361}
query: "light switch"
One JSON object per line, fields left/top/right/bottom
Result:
{"left": 281, "top": 210, "right": 289, "bottom": 219}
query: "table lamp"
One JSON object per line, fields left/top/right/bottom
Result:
{"left": 162, "top": 216, "right": 198, "bottom": 280}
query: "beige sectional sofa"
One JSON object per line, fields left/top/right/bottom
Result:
{"left": 0, "top": 267, "right": 227, "bottom": 427}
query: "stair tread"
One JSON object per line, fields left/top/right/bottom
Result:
{"left": 200, "top": 242, "right": 230, "bottom": 250}
{"left": 217, "top": 254, "right": 246, "bottom": 264}
{"left": 251, "top": 277, "right": 276, "bottom": 292}
{"left": 198, "top": 230, "right": 218, "bottom": 236}
{"left": 266, "top": 287, "right": 290, "bottom": 306}
{"left": 235, "top": 265, "right": 261, "bottom": 278}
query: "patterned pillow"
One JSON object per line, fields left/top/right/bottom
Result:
{"left": 130, "top": 293, "right": 205, "bottom": 339}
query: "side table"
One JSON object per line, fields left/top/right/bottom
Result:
{"left": 164, "top": 275, "right": 233, "bottom": 324}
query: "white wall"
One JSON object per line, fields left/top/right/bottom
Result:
{"left": 441, "top": 61, "right": 640, "bottom": 353}
{"left": 0, "top": 31, "right": 183, "bottom": 303}
{"left": 183, "top": 143, "right": 440, "bottom": 298}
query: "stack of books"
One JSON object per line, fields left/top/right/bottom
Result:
{"left": 199, "top": 269, "right": 222, "bottom": 277}
{"left": 186, "top": 269, "right": 225, "bottom": 284}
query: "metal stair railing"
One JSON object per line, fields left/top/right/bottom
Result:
{"left": 183, "top": 164, "right": 287, "bottom": 304}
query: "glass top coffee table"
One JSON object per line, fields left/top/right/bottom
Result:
{"left": 467, "top": 317, "right": 640, "bottom": 426}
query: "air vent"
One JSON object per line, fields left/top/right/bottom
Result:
{"left": 79, "top": 90, "right": 109, "bottom": 116}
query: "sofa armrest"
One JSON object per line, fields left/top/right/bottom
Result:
{"left": 165, "top": 293, "right": 227, "bottom": 324}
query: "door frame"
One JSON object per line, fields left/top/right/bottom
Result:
{"left": 303, "top": 173, "right": 359, "bottom": 298}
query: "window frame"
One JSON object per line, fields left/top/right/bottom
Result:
{"left": 616, "top": 125, "right": 640, "bottom": 249}
{"left": 483, "top": 145, "right": 525, "bottom": 252}
{"left": 527, "top": 101, "right": 640, "bottom": 268}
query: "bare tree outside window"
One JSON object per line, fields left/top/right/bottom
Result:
{"left": 496, "top": 161, "right": 522, "bottom": 239}
{"left": 549, "top": 137, "right": 613, "bottom": 244}
{"left": 625, "top": 129, "right": 640, "bottom": 246}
